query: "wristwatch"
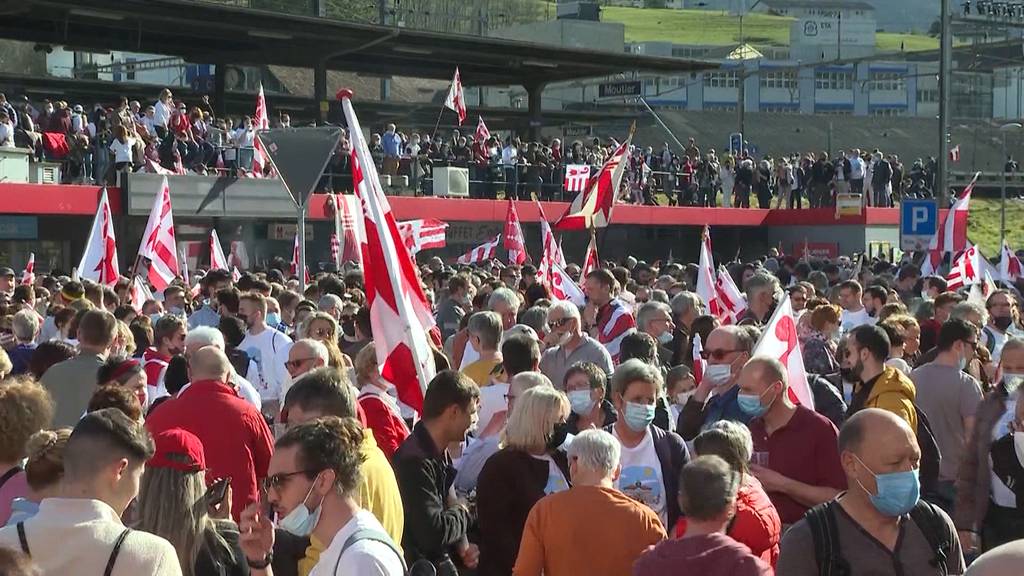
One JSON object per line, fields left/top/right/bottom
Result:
{"left": 247, "top": 552, "right": 273, "bottom": 570}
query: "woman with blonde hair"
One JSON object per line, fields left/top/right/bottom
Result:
{"left": 476, "top": 386, "right": 571, "bottom": 576}
{"left": 803, "top": 304, "right": 841, "bottom": 375}
{"left": 6, "top": 429, "right": 71, "bottom": 526}
{"left": 354, "top": 342, "right": 409, "bottom": 459}
{"left": 0, "top": 379, "right": 54, "bottom": 525}
{"left": 299, "top": 311, "right": 350, "bottom": 370}
{"left": 135, "top": 428, "right": 245, "bottom": 576}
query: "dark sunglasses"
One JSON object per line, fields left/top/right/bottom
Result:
{"left": 700, "top": 348, "right": 742, "bottom": 361}
{"left": 262, "top": 470, "right": 316, "bottom": 492}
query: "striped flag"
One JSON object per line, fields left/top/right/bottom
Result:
{"left": 398, "top": 219, "right": 449, "bottom": 254}
{"left": 290, "top": 233, "right": 310, "bottom": 283}
{"left": 130, "top": 275, "right": 153, "bottom": 313}
{"left": 341, "top": 89, "right": 437, "bottom": 413}
{"left": 715, "top": 265, "right": 748, "bottom": 325}
{"left": 475, "top": 116, "right": 491, "bottom": 156}
{"left": 330, "top": 233, "right": 340, "bottom": 266}
{"left": 252, "top": 83, "right": 270, "bottom": 177}
{"left": 696, "top": 227, "right": 723, "bottom": 319}
{"left": 209, "top": 229, "right": 230, "bottom": 271}
{"left": 78, "top": 188, "right": 120, "bottom": 287}
{"left": 692, "top": 333, "right": 705, "bottom": 387}
{"left": 950, "top": 144, "right": 961, "bottom": 163}
{"left": 503, "top": 199, "right": 528, "bottom": 266}
{"left": 555, "top": 128, "right": 632, "bottom": 230}
{"left": 457, "top": 234, "right": 502, "bottom": 265}
{"left": 563, "top": 164, "right": 591, "bottom": 193}
{"left": 579, "top": 231, "right": 599, "bottom": 287}
{"left": 137, "top": 176, "right": 179, "bottom": 292}
{"left": 947, "top": 243, "right": 980, "bottom": 291}
{"left": 549, "top": 261, "right": 586, "bottom": 306}
{"left": 21, "top": 253, "right": 34, "bottom": 286}
{"left": 926, "top": 171, "right": 978, "bottom": 271}
{"left": 596, "top": 298, "right": 636, "bottom": 362}
{"left": 536, "top": 199, "right": 566, "bottom": 288}
{"left": 443, "top": 67, "right": 467, "bottom": 125}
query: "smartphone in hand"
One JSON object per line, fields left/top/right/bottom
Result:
{"left": 205, "top": 477, "right": 231, "bottom": 506}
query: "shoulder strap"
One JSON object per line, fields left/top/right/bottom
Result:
{"left": 983, "top": 326, "right": 997, "bottom": 353}
{"left": 806, "top": 501, "right": 851, "bottom": 576}
{"left": 334, "top": 528, "right": 407, "bottom": 574}
{"left": 104, "top": 528, "right": 131, "bottom": 576}
{"left": 908, "top": 500, "right": 951, "bottom": 575}
{"left": 0, "top": 466, "right": 23, "bottom": 490}
{"left": 16, "top": 522, "right": 29, "bottom": 555}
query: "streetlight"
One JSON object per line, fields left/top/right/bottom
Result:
{"left": 999, "top": 122, "right": 1022, "bottom": 248}
{"left": 736, "top": 0, "right": 764, "bottom": 143}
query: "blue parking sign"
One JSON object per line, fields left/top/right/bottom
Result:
{"left": 900, "top": 199, "right": 938, "bottom": 251}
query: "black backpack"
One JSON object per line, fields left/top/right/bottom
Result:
{"left": 806, "top": 499, "right": 952, "bottom": 576}
{"left": 914, "top": 405, "right": 943, "bottom": 499}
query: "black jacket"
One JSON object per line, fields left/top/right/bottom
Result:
{"left": 603, "top": 423, "right": 690, "bottom": 528}
{"left": 393, "top": 422, "right": 471, "bottom": 566}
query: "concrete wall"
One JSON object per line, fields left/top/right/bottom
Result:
{"left": 489, "top": 20, "right": 625, "bottom": 52}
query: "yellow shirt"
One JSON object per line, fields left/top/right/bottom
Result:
{"left": 462, "top": 357, "right": 500, "bottom": 388}
{"left": 298, "top": 430, "right": 405, "bottom": 576}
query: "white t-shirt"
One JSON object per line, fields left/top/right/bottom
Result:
{"left": 109, "top": 138, "right": 135, "bottom": 163}
{"left": 990, "top": 399, "right": 1018, "bottom": 507}
{"left": 530, "top": 454, "right": 569, "bottom": 495}
{"left": 849, "top": 156, "right": 866, "bottom": 180}
{"left": 310, "top": 509, "right": 405, "bottom": 576}
{"left": 239, "top": 327, "right": 292, "bottom": 402}
{"left": 840, "top": 307, "right": 875, "bottom": 332}
{"left": 612, "top": 427, "right": 667, "bottom": 527}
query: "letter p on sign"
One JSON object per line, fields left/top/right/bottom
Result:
{"left": 911, "top": 206, "right": 929, "bottom": 232}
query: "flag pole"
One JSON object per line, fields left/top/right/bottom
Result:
{"left": 430, "top": 106, "right": 446, "bottom": 145}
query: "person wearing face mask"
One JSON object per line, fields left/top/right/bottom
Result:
{"left": 955, "top": 337, "right": 1024, "bottom": 554}
{"left": 739, "top": 357, "right": 846, "bottom": 526}
{"left": 0, "top": 409, "right": 183, "bottom": 575}
{"left": 677, "top": 326, "right": 756, "bottom": 441}
{"left": 393, "top": 371, "right": 481, "bottom": 574}
{"left": 540, "top": 301, "right": 614, "bottom": 392}
{"left": 143, "top": 315, "right": 187, "bottom": 407}
{"left": 564, "top": 361, "right": 617, "bottom": 434}
{"left": 637, "top": 301, "right": 676, "bottom": 369}
{"left": 476, "top": 387, "right": 571, "bottom": 576}
{"left": 339, "top": 305, "right": 370, "bottom": 359}
{"left": 607, "top": 359, "right": 689, "bottom": 529}
{"left": 239, "top": 293, "right": 294, "bottom": 420}
{"left": 777, "top": 409, "right": 964, "bottom": 575}
{"left": 911, "top": 319, "right": 984, "bottom": 512}
{"left": 981, "top": 290, "right": 1022, "bottom": 364}
{"left": 665, "top": 366, "right": 696, "bottom": 430}
{"left": 239, "top": 417, "right": 405, "bottom": 576}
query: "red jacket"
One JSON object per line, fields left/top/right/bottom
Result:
{"left": 143, "top": 348, "right": 170, "bottom": 393}
{"left": 674, "top": 475, "right": 781, "bottom": 568}
{"left": 358, "top": 389, "right": 410, "bottom": 459}
{"left": 146, "top": 379, "right": 273, "bottom": 521}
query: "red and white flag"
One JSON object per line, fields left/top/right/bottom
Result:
{"left": 252, "top": 83, "right": 270, "bottom": 177}
{"left": 209, "top": 229, "right": 230, "bottom": 271}
{"left": 549, "top": 261, "right": 586, "bottom": 306}
{"left": 336, "top": 195, "right": 365, "bottom": 266}
{"left": 444, "top": 67, "right": 467, "bottom": 126}
{"left": 536, "top": 199, "right": 566, "bottom": 288}
{"left": 137, "top": 176, "right": 179, "bottom": 292}
{"left": 696, "top": 227, "right": 723, "bottom": 319}
{"left": 457, "top": 234, "right": 502, "bottom": 265}
{"left": 926, "top": 171, "right": 978, "bottom": 271}
{"left": 715, "top": 265, "right": 748, "bottom": 324}
{"left": 341, "top": 90, "right": 437, "bottom": 412}
{"left": 947, "top": 243, "right": 980, "bottom": 291}
{"left": 503, "top": 199, "right": 528, "bottom": 265}
{"left": 1000, "top": 240, "right": 1022, "bottom": 283}
{"left": 129, "top": 275, "right": 153, "bottom": 313}
{"left": 563, "top": 164, "right": 591, "bottom": 193}
{"left": 579, "top": 232, "right": 599, "bottom": 285}
{"left": 555, "top": 131, "right": 632, "bottom": 230}
{"left": 752, "top": 294, "right": 814, "bottom": 409}
{"left": 21, "top": 253, "right": 34, "bottom": 286}
{"left": 398, "top": 219, "right": 449, "bottom": 254}
{"left": 692, "top": 333, "right": 705, "bottom": 388}
{"left": 144, "top": 158, "right": 174, "bottom": 175}
{"left": 290, "top": 233, "right": 310, "bottom": 284}
{"left": 474, "top": 116, "right": 491, "bottom": 155}
{"left": 78, "top": 188, "right": 120, "bottom": 287}
{"left": 950, "top": 144, "right": 961, "bottom": 163}
{"left": 231, "top": 266, "right": 241, "bottom": 283}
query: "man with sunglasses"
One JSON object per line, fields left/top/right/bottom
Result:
{"left": 678, "top": 326, "right": 758, "bottom": 440}
{"left": 283, "top": 339, "right": 329, "bottom": 402}
{"left": 540, "top": 301, "right": 614, "bottom": 392}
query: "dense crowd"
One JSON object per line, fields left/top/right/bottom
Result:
{"left": 1, "top": 90, "right": 949, "bottom": 209}
{"left": 0, "top": 245, "right": 1021, "bottom": 575}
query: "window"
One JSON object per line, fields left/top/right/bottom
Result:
{"left": 816, "top": 107, "right": 853, "bottom": 116}
{"left": 704, "top": 103, "right": 737, "bottom": 112}
{"left": 760, "top": 70, "right": 796, "bottom": 89}
{"left": 672, "top": 47, "right": 708, "bottom": 58}
{"left": 760, "top": 104, "right": 799, "bottom": 114}
{"left": 871, "top": 108, "right": 905, "bottom": 117}
{"left": 917, "top": 89, "right": 939, "bottom": 103}
{"left": 704, "top": 71, "right": 739, "bottom": 88}
{"left": 815, "top": 71, "right": 853, "bottom": 90}
{"left": 125, "top": 58, "right": 136, "bottom": 81}
{"left": 870, "top": 72, "right": 906, "bottom": 92}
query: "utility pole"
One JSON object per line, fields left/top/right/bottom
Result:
{"left": 938, "top": 0, "right": 952, "bottom": 205}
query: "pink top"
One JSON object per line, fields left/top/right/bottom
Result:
{"left": 0, "top": 468, "right": 30, "bottom": 525}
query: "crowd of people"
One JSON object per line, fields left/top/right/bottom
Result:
{"left": 0, "top": 243, "right": 1021, "bottom": 575}
{"left": 1, "top": 89, "right": 953, "bottom": 210}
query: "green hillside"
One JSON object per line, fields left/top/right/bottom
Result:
{"left": 969, "top": 197, "right": 1024, "bottom": 257}
{"left": 597, "top": 7, "right": 939, "bottom": 53}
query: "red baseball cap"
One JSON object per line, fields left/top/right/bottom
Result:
{"left": 149, "top": 428, "right": 206, "bottom": 473}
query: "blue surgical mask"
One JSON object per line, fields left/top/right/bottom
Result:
{"left": 657, "top": 331, "right": 674, "bottom": 345}
{"left": 737, "top": 386, "right": 778, "bottom": 418}
{"left": 568, "top": 390, "right": 594, "bottom": 415}
{"left": 266, "top": 312, "right": 282, "bottom": 327}
{"left": 854, "top": 455, "right": 920, "bottom": 517}
{"left": 1003, "top": 373, "right": 1024, "bottom": 394}
{"left": 623, "top": 401, "right": 656, "bottom": 432}
{"left": 957, "top": 354, "right": 967, "bottom": 372}
{"left": 278, "top": 474, "right": 325, "bottom": 537}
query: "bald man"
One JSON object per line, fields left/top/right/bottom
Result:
{"left": 146, "top": 346, "right": 274, "bottom": 521}
{"left": 778, "top": 408, "right": 965, "bottom": 575}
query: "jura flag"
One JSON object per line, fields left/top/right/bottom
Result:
{"left": 564, "top": 164, "right": 591, "bottom": 193}
{"left": 947, "top": 243, "right": 981, "bottom": 291}
{"left": 579, "top": 232, "right": 599, "bottom": 286}
{"left": 692, "top": 334, "right": 705, "bottom": 387}
{"left": 715, "top": 265, "right": 748, "bottom": 325}
{"left": 252, "top": 83, "right": 270, "bottom": 176}
{"left": 752, "top": 294, "right": 814, "bottom": 410}
{"left": 341, "top": 89, "right": 437, "bottom": 412}
{"left": 444, "top": 67, "right": 467, "bottom": 126}
{"left": 696, "top": 227, "right": 723, "bottom": 319}
{"left": 475, "top": 117, "right": 491, "bottom": 156}
{"left": 536, "top": 199, "right": 566, "bottom": 288}
{"left": 549, "top": 261, "right": 586, "bottom": 307}
{"left": 503, "top": 199, "right": 528, "bottom": 266}
{"left": 1000, "top": 240, "right": 1022, "bottom": 283}
{"left": 137, "top": 176, "right": 179, "bottom": 292}
{"left": 130, "top": 275, "right": 153, "bottom": 313}
{"left": 927, "top": 171, "right": 977, "bottom": 270}
{"left": 21, "top": 253, "right": 34, "bottom": 286}
{"left": 78, "top": 188, "right": 120, "bottom": 286}
{"left": 457, "top": 234, "right": 502, "bottom": 265}
{"left": 555, "top": 127, "right": 633, "bottom": 230}
{"left": 398, "top": 219, "right": 449, "bottom": 254}
{"left": 290, "top": 233, "right": 310, "bottom": 284}
{"left": 209, "top": 229, "right": 230, "bottom": 271}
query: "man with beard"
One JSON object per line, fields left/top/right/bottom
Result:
{"left": 841, "top": 325, "right": 917, "bottom": 433}
{"left": 861, "top": 285, "right": 888, "bottom": 322}
{"left": 839, "top": 280, "right": 874, "bottom": 332}
{"left": 540, "top": 301, "right": 614, "bottom": 390}
{"left": 239, "top": 292, "right": 293, "bottom": 420}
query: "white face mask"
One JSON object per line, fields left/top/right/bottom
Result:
{"left": 675, "top": 391, "right": 694, "bottom": 406}
{"left": 704, "top": 364, "right": 732, "bottom": 387}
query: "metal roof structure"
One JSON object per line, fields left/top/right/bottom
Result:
{"left": 2, "top": 0, "right": 715, "bottom": 87}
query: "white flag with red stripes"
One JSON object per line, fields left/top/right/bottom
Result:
{"left": 341, "top": 90, "right": 437, "bottom": 412}
{"left": 130, "top": 275, "right": 153, "bottom": 313}
{"left": 209, "top": 229, "right": 230, "bottom": 271}
{"left": 715, "top": 265, "right": 748, "bottom": 324}
{"left": 475, "top": 116, "right": 491, "bottom": 155}
{"left": 1000, "top": 240, "right": 1022, "bottom": 283}
{"left": 549, "top": 261, "right": 586, "bottom": 306}
{"left": 503, "top": 199, "right": 528, "bottom": 265}
{"left": 696, "top": 227, "right": 724, "bottom": 319}
{"left": 752, "top": 294, "right": 814, "bottom": 409}
{"left": 231, "top": 266, "right": 241, "bottom": 283}
{"left": 536, "top": 199, "right": 566, "bottom": 288}
{"left": 555, "top": 128, "right": 633, "bottom": 230}
{"left": 290, "top": 233, "right": 310, "bottom": 284}
{"left": 21, "top": 253, "right": 34, "bottom": 286}
{"left": 336, "top": 195, "right": 366, "bottom": 266}
{"left": 947, "top": 243, "right": 980, "bottom": 291}
{"left": 457, "top": 234, "right": 502, "bottom": 265}
{"left": 137, "top": 176, "right": 179, "bottom": 292}
{"left": 950, "top": 144, "right": 961, "bottom": 163}
{"left": 252, "top": 83, "right": 270, "bottom": 177}
{"left": 563, "top": 164, "right": 591, "bottom": 193}
{"left": 926, "top": 171, "right": 977, "bottom": 271}
{"left": 579, "top": 232, "right": 599, "bottom": 286}
{"left": 444, "top": 67, "right": 467, "bottom": 125}
{"left": 692, "top": 333, "right": 705, "bottom": 387}
{"left": 398, "top": 219, "right": 449, "bottom": 254}
{"left": 78, "top": 188, "right": 120, "bottom": 287}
